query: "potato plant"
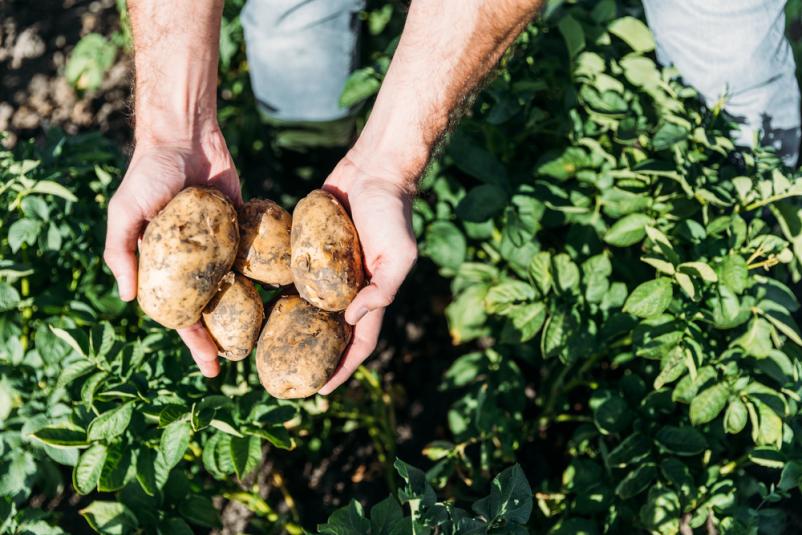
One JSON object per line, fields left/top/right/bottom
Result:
{"left": 336, "top": 0, "right": 802, "bottom": 533}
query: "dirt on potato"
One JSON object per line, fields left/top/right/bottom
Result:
{"left": 137, "top": 186, "right": 239, "bottom": 329}
{"left": 290, "top": 189, "right": 364, "bottom": 311}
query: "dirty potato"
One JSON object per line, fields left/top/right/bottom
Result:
{"left": 202, "top": 272, "right": 264, "bottom": 360}
{"left": 234, "top": 199, "right": 293, "bottom": 286}
{"left": 138, "top": 186, "right": 239, "bottom": 329}
{"left": 290, "top": 189, "right": 364, "bottom": 311}
{"left": 256, "top": 295, "right": 351, "bottom": 399}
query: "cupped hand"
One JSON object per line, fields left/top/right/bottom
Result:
{"left": 318, "top": 154, "right": 418, "bottom": 395}
{"left": 103, "top": 126, "right": 242, "bottom": 378}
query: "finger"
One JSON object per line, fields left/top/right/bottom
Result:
{"left": 103, "top": 195, "right": 144, "bottom": 301}
{"left": 209, "top": 170, "right": 243, "bottom": 208}
{"left": 177, "top": 322, "right": 220, "bottom": 378}
{"left": 318, "top": 308, "right": 384, "bottom": 395}
{"left": 345, "top": 246, "right": 417, "bottom": 325}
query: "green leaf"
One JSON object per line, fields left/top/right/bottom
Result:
{"left": 753, "top": 398, "right": 783, "bottom": 447}
{"left": 604, "top": 213, "right": 651, "bottom": 247}
{"left": 178, "top": 495, "right": 221, "bottom": 529}
{"left": 30, "top": 180, "right": 79, "bottom": 202}
{"left": 718, "top": 255, "right": 749, "bottom": 294}
{"left": 653, "top": 345, "right": 686, "bottom": 389}
{"left": 690, "top": 383, "right": 729, "bottom": 425}
{"left": 557, "top": 14, "right": 585, "bottom": 59}
{"left": 762, "top": 308, "right": 802, "bottom": 346}
{"left": 65, "top": 33, "right": 118, "bottom": 91}
{"left": 98, "top": 442, "right": 133, "bottom": 492}
{"left": 318, "top": 500, "right": 371, "bottom": 535}
{"left": 510, "top": 302, "right": 547, "bottom": 342}
{"left": 456, "top": 184, "right": 507, "bottom": 222}
{"left": 73, "top": 443, "right": 108, "bottom": 495}
{"left": 8, "top": 218, "right": 43, "bottom": 253}
{"left": 424, "top": 221, "right": 466, "bottom": 271}
{"left": 749, "top": 447, "right": 785, "bottom": 469}
{"left": 608, "top": 16, "right": 655, "bottom": 53}
{"left": 736, "top": 318, "right": 774, "bottom": 358}
{"left": 655, "top": 426, "right": 707, "bottom": 456}
{"left": 673, "top": 366, "right": 717, "bottom": 404}
{"left": 0, "top": 282, "right": 20, "bottom": 312}
{"left": 529, "top": 252, "right": 553, "bottom": 295}
{"left": 339, "top": 67, "right": 380, "bottom": 108}
{"left": 484, "top": 280, "right": 536, "bottom": 314}
{"left": 446, "top": 285, "right": 490, "bottom": 344}
{"left": 678, "top": 262, "right": 718, "bottom": 283}
{"left": 209, "top": 419, "right": 243, "bottom": 438}
{"left": 80, "top": 501, "right": 138, "bottom": 535}
{"left": 607, "top": 433, "right": 652, "bottom": 468}
{"left": 593, "top": 395, "right": 630, "bottom": 435}
{"left": 229, "top": 435, "right": 261, "bottom": 480}
{"left": 779, "top": 461, "right": 802, "bottom": 491}
{"left": 553, "top": 253, "right": 580, "bottom": 293}
{"left": 369, "top": 496, "right": 406, "bottom": 535}
{"left": 472, "top": 464, "right": 532, "bottom": 525}
{"left": 724, "top": 398, "right": 748, "bottom": 434}
{"left": 615, "top": 462, "right": 657, "bottom": 500}
{"left": 31, "top": 425, "right": 89, "bottom": 448}
{"left": 537, "top": 147, "right": 590, "bottom": 180}
{"left": 87, "top": 401, "right": 135, "bottom": 441}
{"left": 624, "top": 279, "right": 673, "bottom": 318}
{"left": 160, "top": 420, "right": 191, "bottom": 470}
{"left": 652, "top": 122, "right": 689, "bottom": 151}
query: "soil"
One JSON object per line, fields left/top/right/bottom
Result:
{"left": 0, "top": 0, "right": 132, "bottom": 149}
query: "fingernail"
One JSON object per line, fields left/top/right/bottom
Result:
{"left": 117, "top": 279, "right": 134, "bottom": 301}
{"left": 350, "top": 307, "right": 368, "bottom": 324}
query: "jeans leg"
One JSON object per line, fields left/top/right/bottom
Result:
{"left": 642, "top": 0, "right": 801, "bottom": 166}
{"left": 241, "top": 0, "right": 365, "bottom": 122}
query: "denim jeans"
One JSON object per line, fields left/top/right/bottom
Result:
{"left": 241, "top": 0, "right": 365, "bottom": 122}
{"left": 642, "top": 0, "right": 799, "bottom": 165}
{"left": 242, "top": 0, "right": 801, "bottom": 165}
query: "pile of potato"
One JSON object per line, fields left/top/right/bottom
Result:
{"left": 137, "top": 186, "right": 364, "bottom": 399}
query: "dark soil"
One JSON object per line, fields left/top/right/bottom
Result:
{"left": 0, "top": 0, "right": 132, "bottom": 148}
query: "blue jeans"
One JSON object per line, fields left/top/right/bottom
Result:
{"left": 243, "top": 0, "right": 801, "bottom": 164}
{"left": 643, "top": 0, "right": 800, "bottom": 165}
{"left": 241, "top": 0, "right": 365, "bottom": 122}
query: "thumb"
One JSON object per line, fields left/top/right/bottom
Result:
{"left": 103, "top": 195, "right": 144, "bottom": 301}
{"left": 345, "top": 246, "right": 417, "bottom": 325}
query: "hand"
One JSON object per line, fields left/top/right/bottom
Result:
{"left": 318, "top": 154, "right": 418, "bottom": 395}
{"left": 103, "top": 126, "right": 242, "bottom": 378}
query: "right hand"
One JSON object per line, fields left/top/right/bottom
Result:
{"left": 103, "top": 125, "right": 242, "bottom": 378}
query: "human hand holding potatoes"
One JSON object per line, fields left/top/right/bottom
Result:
{"left": 103, "top": 137, "right": 243, "bottom": 378}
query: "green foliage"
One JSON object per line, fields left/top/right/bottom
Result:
{"left": 336, "top": 0, "right": 802, "bottom": 532}
{"left": 0, "top": 132, "right": 297, "bottom": 531}
{"left": 8, "top": 0, "right": 802, "bottom": 533}
{"left": 65, "top": 34, "right": 118, "bottom": 92}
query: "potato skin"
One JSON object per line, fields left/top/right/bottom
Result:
{"left": 234, "top": 199, "right": 293, "bottom": 286}
{"left": 290, "top": 189, "right": 364, "bottom": 311}
{"left": 202, "top": 272, "right": 264, "bottom": 361}
{"left": 256, "top": 295, "right": 352, "bottom": 399}
{"left": 138, "top": 186, "right": 239, "bottom": 329}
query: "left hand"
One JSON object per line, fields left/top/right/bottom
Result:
{"left": 317, "top": 153, "right": 418, "bottom": 395}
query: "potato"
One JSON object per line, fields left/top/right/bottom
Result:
{"left": 138, "top": 186, "right": 239, "bottom": 329}
{"left": 256, "top": 295, "right": 352, "bottom": 399}
{"left": 234, "top": 199, "right": 293, "bottom": 286}
{"left": 290, "top": 189, "right": 364, "bottom": 311}
{"left": 202, "top": 272, "right": 264, "bottom": 360}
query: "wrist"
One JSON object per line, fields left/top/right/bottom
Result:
{"left": 132, "top": 55, "right": 219, "bottom": 146}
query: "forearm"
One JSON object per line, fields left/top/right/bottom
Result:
{"left": 350, "top": 0, "right": 542, "bottom": 187}
{"left": 128, "top": 0, "right": 224, "bottom": 145}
